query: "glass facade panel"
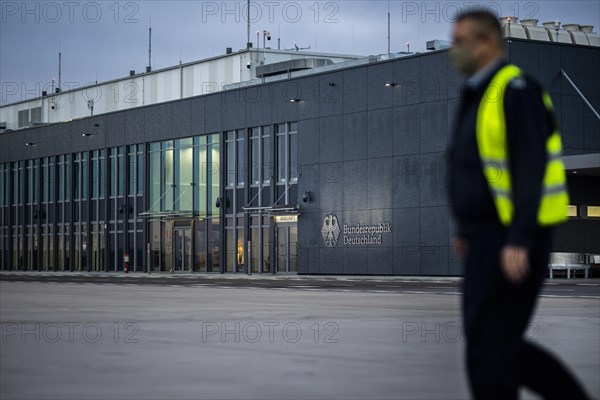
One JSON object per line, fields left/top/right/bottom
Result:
{"left": 64, "top": 224, "right": 70, "bottom": 271}
{"left": 289, "top": 125, "right": 298, "bottom": 183}
{"left": 262, "top": 126, "right": 271, "bottom": 184}
{"left": 149, "top": 150, "right": 161, "bottom": 211}
{"left": 25, "top": 226, "right": 32, "bottom": 270}
{"left": 164, "top": 148, "right": 173, "bottom": 211}
{"left": 226, "top": 131, "right": 235, "bottom": 187}
{"left": 91, "top": 152, "right": 98, "bottom": 199}
{"left": 74, "top": 225, "right": 80, "bottom": 271}
{"left": 99, "top": 152, "right": 105, "bottom": 198}
{"left": 209, "top": 136, "right": 220, "bottom": 216}
{"left": 0, "top": 164, "right": 4, "bottom": 208}
{"left": 209, "top": 217, "right": 220, "bottom": 272}
{"left": 263, "top": 226, "right": 270, "bottom": 273}
{"left": 149, "top": 221, "right": 161, "bottom": 271}
{"left": 277, "top": 126, "right": 286, "bottom": 183}
{"left": 137, "top": 152, "right": 144, "bottom": 195}
{"left": 110, "top": 151, "right": 116, "bottom": 197}
{"left": 42, "top": 159, "right": 48, "bottom": 203}
{"left": 129, "top": 147, "right": 136, "bottom": 196}
{"left": 27, "top": 160, "right": 33, "bottom": 204}
{"left": 250, "top": 128, "right": 260, "bottom": 185}
{"left": 290, "top": 226, "right": 297, "bottom": 272}
{"left": 74, "top": 155, "right": 80, "bottom": 200}
{"left": 33, "top": 159, "right": 39, "bottom": 203}
{"left": 82, "top": 153, "right": 88, "bottom": 199}
{"left": 118, "top": 148, "right": 124, "bottom": 196}
{"left": 163, "top": 223, "right": 172, "bottom": 271}
{"left": 42, "top": 226, "right": 48, "bottom": 270}
{"left": 236, "top": 227, "right": 244, "bottom": 272}
{"left": 226, "top": 227, "right": 234, "bottom": 272}
{"left": 98, "top": 224, "right": 105, "bottom": 271}
{"left": 65, "top": 155, "right": 71, "bottom": 201}
{"left": 178, "top": 146, "right": 194, "bottom": 211}
{"left": 48, "top": 225, "right": 54, "bottom": 270}
{"left": 57, "top": 156, "right": 64, "bottom": 201}
{"left": 250, "top": 227, "right": 259, "bottom": 273}
{"left": 197, "top": 143, "right": 208, "bottom": 216}
{"left": 57, "top": 225, "right": 63, "bottom": 270}
{"left": 195, "top": 220, "right": 207, "bottom": 272}
{"left": 81, "top": 229, "right": 87, "bottom": 271}
{"left": 49, "top": 158, "right": 55, "bottom": 201}
{"left": 91, "top": 224, "right": 98, "bottom": 271}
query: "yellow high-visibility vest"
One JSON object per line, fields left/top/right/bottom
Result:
{"left": 476, "top": 64, "right": 569, "bottom": 227}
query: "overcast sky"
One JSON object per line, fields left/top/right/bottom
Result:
{"left": 1, "top": 1, "right": 599, "bottom": 105}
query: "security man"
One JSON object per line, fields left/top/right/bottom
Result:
{"left": 447, "top": 10, "right": 590, "bottom": 400}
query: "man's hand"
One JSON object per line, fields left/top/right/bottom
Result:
{"left": 501, "top": 245, "right": 529, "bottom": 284}
{"left": 454, "top": 237, "right": 468, "bottom": 259}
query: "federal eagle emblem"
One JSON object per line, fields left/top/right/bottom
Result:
{"left": 321, "top": 214, "right": 341, "bottom": 247}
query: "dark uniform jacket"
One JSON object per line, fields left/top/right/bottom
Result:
{"left": 447, "top": 60, "right": 556, "bottom": 249}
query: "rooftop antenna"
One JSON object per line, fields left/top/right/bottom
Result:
{"left": 387, "top": 1, "right": 391, "bottom": 54}
{"left": 58, "top": 41, "right": 62, "bottom": 92}
{"left": 247, "top": 0, "right": 251, "bottom": 48}
{"left": 148, "top": 17, "right": 152, "bottom": 72}
{"left": 285, "top": 42, "right": 310, "bottom": 51}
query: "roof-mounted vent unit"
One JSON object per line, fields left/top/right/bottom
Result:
{"left": 580, "top": 25, "right": 600, "bottom": 47}
{"left": 563, "top": 24, "right": 590, "bottom": 45}
{"left": 255, "top": 58, "right": 334, "bottom": 78}
{"left": 520, "top": 19, "right": 551, "bottom": 41}
{"left": 426, "top": 40, "right": 451, "bottom": 50}
{"left": 500, "top": 16, "right": 527, "bottom": 39}
{"left": 542, "top": 21, "right": 572, "bottom": 44}
{"left": 520, "top": 19, "right": 537, "bottom": 27}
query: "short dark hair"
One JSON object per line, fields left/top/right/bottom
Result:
{"left": 455, "top": 9, "right": 502, "bottom": 44}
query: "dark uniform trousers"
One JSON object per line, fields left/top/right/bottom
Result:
{"left": 462, "top": 221, "right": 590, "bottom": 400}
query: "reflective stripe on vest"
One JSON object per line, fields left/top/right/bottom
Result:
{"left": 476, "top": 64, "right": 569, "bottom": 227}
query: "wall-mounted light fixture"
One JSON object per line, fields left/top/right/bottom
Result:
{"left": 384, "top": 82, "right": 398, "bottom": 87}
{"left": 25, "top": 142, "right": 36, "bottom": 146}
{"left": 302, "top": 190, "right": 312, "bottom": 203}
{"left": 119, "top": 204, "right": 133, "bottom": 214}
{"left": 215, "top": 196, "right": 230, "bottom": 208}
{"left": 290, "top": 98, "right": 302, "bottom": 103}
{"left": 81, "top": 133, "right": 93, "bottom": 137}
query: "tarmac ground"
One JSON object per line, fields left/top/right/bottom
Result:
{"left": 1, "top": 273, "right": 598, "bottom": 400}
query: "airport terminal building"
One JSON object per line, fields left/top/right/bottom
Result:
{"left": 1, "top": 30, "right": 599, "bottom": 275}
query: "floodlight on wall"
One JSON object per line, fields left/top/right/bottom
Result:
{"left": 81, "top": 133, "right": 93, "bottom": 137}
{"left": 215, "top": 196, "right": 231, "bottom": 208}
{"left": 384, "top": 82, "right": 398, "bottom": 87}
{"left": 25, "top": 142, "right": 35, "bottom": 146}
{"left": 290, "top": 98, "right": 302, "bottom": 103}
{"left": 119, "top": 204, "right": 133, "bottom": 214}
{"left": 302, "top": 191, "right": 312, "bottom": 203}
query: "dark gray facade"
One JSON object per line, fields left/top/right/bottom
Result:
{"left": 1, "top": 38, "right": 598, "bottom": 275}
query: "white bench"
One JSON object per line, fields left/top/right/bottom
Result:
{"left": 548, "top": 263, "right": 590, "bottom": 279}
{"left": 548, "top": 253, "right": 591, "bottom": 279}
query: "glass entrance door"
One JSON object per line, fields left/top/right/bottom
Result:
{"left": 276, "top": 224, "right": 297, "bottom": 273}
{"left": 173, "top": 228, "right": 192, "bottom": 273}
